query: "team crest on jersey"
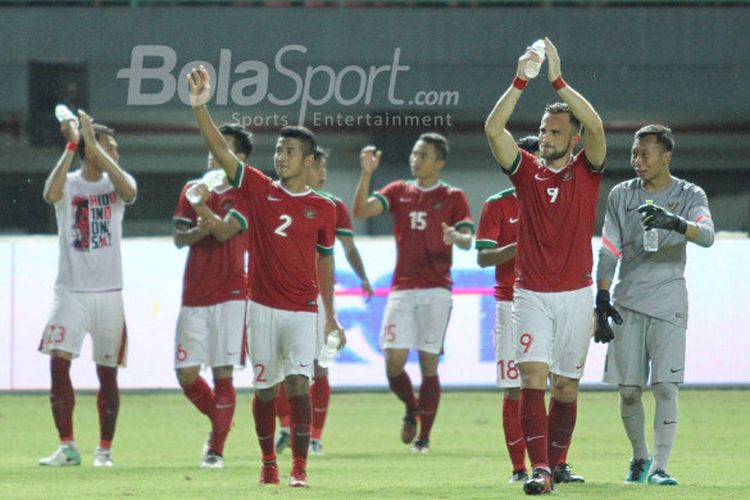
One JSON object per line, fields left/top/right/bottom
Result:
{"left": 304, "top": 208, "right": 316, "bottom": 219}
{"left": 667, "top": 201, "right": 679, "bottom": 211}
{"left": 561, "top": 167, "right": 573, "bottom": 182}
{"left": 432, "top": 201, "right": 444, "bottom": 211}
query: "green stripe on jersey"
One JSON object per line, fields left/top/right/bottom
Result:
{"left": 485, "top": 187, "right": 515, "bottom": 203}
{"left": 316, "top": 245, "right": 334, "bottom": 256}
{"left": 336, "top": 228, "right": 354, "bottom": 237}
{"left": 228, "top": 209, "right": 248, "bottom": 232}
{"left": 173, "top": 217, "right": 192, "bottom": 227}
{"left": 507, "top": 151, "right": 522, "bottom": 176}
{"left": 373, "top": 192, "right": 389, "bottom": 212}
{"left": 229, "top": 160, "right": 243, "bottom": 188}
{"left": 455, "top": 220, "right": 474, "bottom": 233}
{"left": 475, "top": 239, "right": 498, "bottom": 250}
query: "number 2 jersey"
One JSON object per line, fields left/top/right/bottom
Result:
{"left": 173, "top": 181, "right": 250, "bottom": 307}
{"left": 475, "top": 188, "right": 518, "bottom": 301}
{"left": 507, "top": 149, "right": 602, "bottom": 292}
{"left": 374, "top": 180, "right": 473, "bottom": 291}
{"left": 231, "top": 162, "right": 337, "bottom": 312}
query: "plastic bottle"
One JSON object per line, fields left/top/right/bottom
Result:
{"left": 186, "top": 169, "right": 226, "bottom": 204}
{"left": 643, "top": 199, "right": 659, "bottom": 252}
{"left": 317, "top": 330, "right": 341, "bottom": 368}
{"left": 54, "top": 104, "right": 79, "bottom": 127}
{"left": 524, "top": 39, "right": 546, "bottom": 80}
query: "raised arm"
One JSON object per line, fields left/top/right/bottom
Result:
{"left": 78, "top": 110, "right": 137, "bottom": 202}
{"left": 43, "top": 120, "right": 79, "bottom": 205}
{"left": 337, "top": 234, "right": 374, "bottom": 301}
{"left": 187, "top": 66, "right": 240, "bottom": 181}
{"left": 484, "top": 47, "right": 542, "bottom": 171}
{"left": 544, "top": 38, "right": 606, "bottom": 169}
{"left": 352, "top": 146, "right": 385, "bottom": 219}
{"left": 189, "top": 184, "right": 245, "bottom": 242}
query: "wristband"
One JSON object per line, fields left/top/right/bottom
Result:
{"left": 65, "top": 142, "right": 78, "bottom": 152}
{"left": 551, "top": 76, "right": 567, "bottom": 91}
{"left": 512, "top": 76, "right": 528, "bottom": 90}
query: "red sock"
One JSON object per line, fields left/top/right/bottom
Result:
{"left": 210, "top": 377, "right": 236, "bottom": 455}
{"left": 50, "top": 357, "right": 75, "bottom": 442}
{"left": 181, "top": 376, "right": 214, "bottom": 417}
{"left": 560, "top": 445, "right": 570, "bottom": 464}
{"left": 520, "top": 388, "right": 548, "bottom": 471}
{"left": 96, "top": 365, "right": 119, "bottom": 448}
{"left": 547, "top": 398, "right": 577, "bottom": 471}
{"left": 502, "top": 395, "right": 526, "bottom": 472}
{"left": 418, "top": 374, "right": 440, "bottom": 441}
{"left": 276, "top": 383, "right": 291, "bottom": 429}
{"left": 388, "top": 371, "right": 418, "bottom": 413}
{"left": 253, "top": 394, "right": 277, "bottom": 463}
{"left": 288, "top": 394, "right": 311, "bottom": 466}
{"left": 311, "top": 376, "right": 330, "bottom": 440}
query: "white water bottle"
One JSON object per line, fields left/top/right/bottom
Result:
{"left": 54, "top": 104, "right": 79, "bottom": 127}
{"left": 524, "top": 39, "right": 546, "bottom": 79}
{"left": 643, "top": 199, "right": 659, "bottom": 252}
{"left": 186, "top": 169, "right": 226, "bottom": 204}
{"left": 317, "top": 330, "right": 341, "bottom": 368}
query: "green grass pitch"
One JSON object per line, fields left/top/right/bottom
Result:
{"left": 1, "top": 390, "right": 748, "bottom": 498}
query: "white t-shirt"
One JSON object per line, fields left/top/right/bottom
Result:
{"left": 54, "top": 170, "right": 135, "bottom": 292}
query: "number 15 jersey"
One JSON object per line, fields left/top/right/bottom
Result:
{"left": 374, "top": 180, "right": 473, "bottom": 291}
{"left": 231, "top": 162, "right": 337, "bottom": 312}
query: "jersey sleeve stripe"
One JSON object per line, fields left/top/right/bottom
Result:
{"left": 172, "top": 216, "right": 192, "bottom": 227}
{"left": 475, "top": 239, "right": 498, "bottom": 250}
{"left": 229, "top": 161, "right": 244, "bottom": 188}
{"left": 373, "top": 192, "right": 389, "bottom": 212}
{"left": 602, "top": 235, "right": 622, "bottom": 258}
{"left": 316, "top": 244, "right": 334, "bottom": 256}
{"left": 694, "top": 215, "right": 711, "bottom": 223}
{"left": 228, "top": 209, "right": 248, "bottom": 232}
{"left": 455, "top": 220, "right": 475, "bottom": 232}
{"left": 335, "top": 228, "right": 354, "bottom": 237}
{"left": 507, "top": 151, "right": 522, "bottom": 176}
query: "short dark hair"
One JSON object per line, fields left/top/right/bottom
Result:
{"left": 517, "top": 135, "right": 539, "bottom": 154}
{"left": 279, "top": 126, "right": 317, "bottom": 157}
{"left": 78, "top": 123, "right": 115, "bottom": 160}
{"left": 313, "top": 146, "right": 329, "bottom": 163}
{"left": 634, "top": 124, "right": 674, "bottom": 152}
{"left": 543, "top": 102, "right": 581, "bottom": 134}
{"left": 219, "top": 123, "right": 254, "bottom": 158}
{"left": 418, "top": 132, "right": 449, "bottom": 161}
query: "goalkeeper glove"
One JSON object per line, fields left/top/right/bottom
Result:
{"left": 638, "top": 203, "right": 688, "bottom": 234}
{"left": 594, "top": 289, "right": 622, "bottom": 344}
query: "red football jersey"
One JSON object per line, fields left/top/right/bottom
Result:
{"left": 374, "top": 180, "right": 473, "bottom": 291}
{"left": 317, "top": 191, "right": 354, "bottom": 237}
{"left": 173, "top": 182, "right": 250, "bottom": 307}
{"left": 508, "top": 149, "right": 602, "bottom": 292}
{"left": 232, "top": 162, "right": 337, "bottom": 312}
{"left": 475, "top": 188, "right": 518, "bottom": 301}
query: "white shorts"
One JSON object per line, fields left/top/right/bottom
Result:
{"left": 39, "top": 289, "right": 128, "bottom": 368}
{"left": 174, "top": 300, "right": 248, "bottom": 370}
{"left": 380, "top": 288, "right": 452, "bottom": 355}
{"left": 247, "top": 300, "right": 317, "bottom": 389}
{"left": 512, "top": 286, "right": 594, "bottom": 379}
{"left": 494, "top": 300, "right": 520, "bottom": 388}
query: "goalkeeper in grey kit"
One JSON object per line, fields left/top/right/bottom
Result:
{"left": 594, "top": 125, "right": 714, "bottom": 486}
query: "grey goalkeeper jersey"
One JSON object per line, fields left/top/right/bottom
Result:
{"left": 597, "top": 176, "right": 714, "bottom": 328}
